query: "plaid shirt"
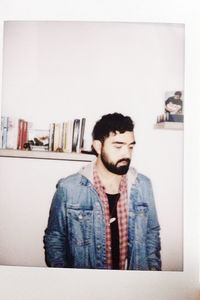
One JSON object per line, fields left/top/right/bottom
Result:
{"left": 93, "top": 168, "right": 128, "bottom": 269}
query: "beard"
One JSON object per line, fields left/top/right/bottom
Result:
{"left": 101, "top": 151, "right": 131, "bottom": 175}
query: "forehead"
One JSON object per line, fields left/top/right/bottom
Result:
{"left": 106, "top": 131, "right": 135, "bottom": 143}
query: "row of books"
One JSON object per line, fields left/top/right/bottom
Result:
{"left": 156, "top": 113, "right": 184, "bottom": 124}
{"left": 49, "top": 118, "right": 86, "bottom": 152}
{"left": 0, "top": 116, "right": 86, "bottom": 153}
{"left": 0, "top": 116, "right": 26, "bottom": 150}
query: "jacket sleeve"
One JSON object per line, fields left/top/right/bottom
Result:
{"left": 145, "top": 178, "right": 162, "bottom": 271}
{"left": 43, "top": 180, "right": 68, "bottom": 267}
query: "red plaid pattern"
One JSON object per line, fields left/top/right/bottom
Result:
{"left": 93, "top": 168, "right": 128, "bottom": 270}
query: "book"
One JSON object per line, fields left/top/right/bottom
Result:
{"left": 48, "top": 123, "right": 55, "bottom": 151}
{"left": 17, "top": 119, "right": 29, "bottom": 150}
{"left": 62, "top": 122, "right": 68, "bottom": 152}
{"left": 6, "top": 116, "right": 18, "bottom": 149}
{"left": 62, "top": 120, "right": 73, "bottom": 153}
{"left": 53, "top": 123, "right": 62, "bottom": 152}
{"left": 17, "top": 119, "right": 24, "bottom": 150}
{"left": 77, "top": 118, "right": 86, "bottom": 152}
{"left": 1, "top": 116, "right": 8, "bottom": 149}
{"left": 72, "top": 119, "right": 80, "bottom": 152}
{"left": 0, "top": 118, "right": 2, "bottom": 148}
{"left": 66, "top": 120, "right": 73, "bottom": 153}
{"left": 58, "top": 122, "right": 64, "bottom": 150}
{"left": 22, "top": 121, "right": 28, "bottom": 149}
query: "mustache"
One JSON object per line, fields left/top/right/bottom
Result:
{"left": 116, "top": 158, "right": 131, "bottom": 164}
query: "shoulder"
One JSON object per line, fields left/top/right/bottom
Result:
{"left": 56, "top": 171, "right": 92, "bottom": 190}
{"left": 129, "top": 171, "right": 155, "bottom": 204}
{"left": 134, "top": 173, "right": 155, "bottom": 199}
{"left": 128, "top": 167, "right": 151, "bottom": 185}
{"left": 136, "top": 172, "right": 152, "bottom": 184}
{"left": 56, "top": 173, "right": 83, "bottom": 189}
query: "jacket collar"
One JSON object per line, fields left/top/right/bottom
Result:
{"left": 79, "top": 159, "right": 138, "bottom": 194}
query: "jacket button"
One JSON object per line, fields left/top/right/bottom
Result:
{"left": 78, "top": 213, "right": 83, "bottom": 219}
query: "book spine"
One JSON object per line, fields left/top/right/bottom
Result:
{"left": 22, "top": 121, "right": 28, "bottom": 149}
{"left": 66, "top": 120, "right": 73, "bottom": 153}
{"left": 0, "top": 117, "right": 2, "bottom": 148}
{"left": 49, "top": 123, "right": 55, "bottom": 151}
{"left": 72, "top": 119, "right": 80, "bottom": 152}
{"left": 62, "top": 122, "right": 68, "bottom": 152}
{"left": 53, "top": 123, "right": 60, "bottom": 152}
{"left": 58, "top": 122, "right": 64, "bottom": 151}
{"left": 1, "top": 116, "right": 8, "bottom": 149}
{"left": 77, "top": 118, "right": 86, "bottom": 152}
{"left": 6, "top": 116, "right": 18, "bottom": 149}
{"left": 17, "top": 119, "right": 24, "bottom": 150}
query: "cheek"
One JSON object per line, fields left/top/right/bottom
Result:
{"left": 108, "top": 151, "right": 118, "bottom": 163}
{"left": 111, "top": 149, "right": 124, "bottom": 162}
{"left": 102, "top": 149, "right": 118, "bottom": 163}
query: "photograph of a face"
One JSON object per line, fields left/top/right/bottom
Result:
{"left": 0, "top": 21, "right": 184, "bottom": 271}
{"left": 165, "top": 91, "right": 183, "bottom": 116}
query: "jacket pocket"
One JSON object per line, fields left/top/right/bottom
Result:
{"left": 133, "top": 203, "right": 149, "bottom": 242}
{"left": 128, "top": 203, "right": 149, "bottom": 269}
{"left": 67, "top": 208, "right": 93, "bottom": 246}
{"left": 128, "top": 204, "right": 149, "bottom": 249}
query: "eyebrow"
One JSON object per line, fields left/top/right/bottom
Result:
{"left": 112, "top": 141, "right": 136, "bottom": 145}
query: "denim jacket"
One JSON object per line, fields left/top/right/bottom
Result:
{"left": 44, "top": 162, "right": 161, "bottom": 270}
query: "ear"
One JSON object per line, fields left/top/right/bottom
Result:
{"left": 92, "top": 140, "right": 102, "bottom": 156}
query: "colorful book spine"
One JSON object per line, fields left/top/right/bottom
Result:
{"left": 17, "top": 119, "right": 28, "bottom": 150}
{"left": 17, "top": 119, "right": 24, "bottom": 150}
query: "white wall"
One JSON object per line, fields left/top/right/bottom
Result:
{"left": 0, "top": 21, "right": 184, "bottom": 271}
{"left": 2, "top": 21, "right": 184, "bottom": 143}
{"left": 0, "top": 156, "right": 92, "bottom": 267}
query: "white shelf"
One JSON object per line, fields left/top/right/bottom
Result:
{"left": 154, "top": 122, "right": 184, "bottom": 130}
{"left": 0, "top": 149, "right": 96, "bottom": 162}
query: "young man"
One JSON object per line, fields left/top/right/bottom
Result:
{"left": 44, "top": 113, "right": 161, "bottom": 270}
{"left": 165, "top": 91, "right": 183, "bottom": 115}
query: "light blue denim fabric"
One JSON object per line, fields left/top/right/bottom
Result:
{"left": 44, "top": 167, "right": 161, "bottom": 270}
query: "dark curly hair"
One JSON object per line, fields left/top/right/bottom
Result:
{"left": 174, "top": 91, "right": 182, "bottom": 96}
{"left": 92, "top": 112, "right": 134, "bottom": 143}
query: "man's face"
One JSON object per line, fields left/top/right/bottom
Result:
{"left": 100, "top": 131, "right": 136, "bottom": 175}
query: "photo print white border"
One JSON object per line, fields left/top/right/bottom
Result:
{"left": 0, "top": 1, "right": 199, "bottom": 300}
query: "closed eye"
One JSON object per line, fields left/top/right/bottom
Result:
{"left": 114, "top": 145, "right": 122, "bottom": 149}
{"left": 129, "top": 141, "right": 136, "bottom": 149}
{"left": 112, "top": 141, "right": 136, "bottom": 149}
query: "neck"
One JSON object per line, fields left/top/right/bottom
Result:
{"left": 95, "top": 158, "right": 122, "bottom": 194}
